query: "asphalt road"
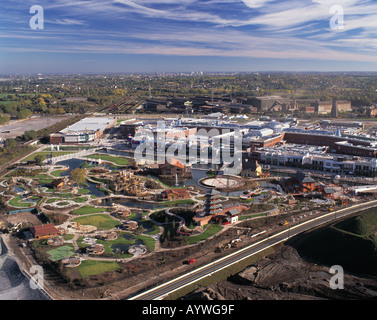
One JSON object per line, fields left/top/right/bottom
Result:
{"left": 129, "top": 199, "right": 377, "bottom": 300}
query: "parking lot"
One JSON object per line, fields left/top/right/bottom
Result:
{"left": 0, "top": 116, "right": 71, "bottom": 140}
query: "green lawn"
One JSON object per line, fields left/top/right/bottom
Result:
{"left": 77, "top": 188, "right": 90, "bottom": 195}
{"left": 185, "top": 224, "right": 223, "bottom": 245}
{"left": 77, "top": 260, "right": 120, "bottom": 278}
{"left": 96, "top": 232, "right": 156, "bottom": 258}
{"left": 134, "top": 234, "right": 156, "bottom": 252}
{"left": 238, "top": 212, "right": 268, "bottom": 220}
{"left": 8, "top": 195, "right": 37, "bottom": 208}
{"left": 97, "top": 232, "right": 136, "bottom": 258}
{"left": 72, "top": 214, "right": 119, "bottom": 230}
{"left": 63, "top": 234, "right": 75, "bottom": 240}
{"left": 24, "top": 151, "right": 76, "bottom": 161}
{"left": 87, "top": 154, "right": 130, "bottom": 166}
{"left": 55, "top": 201, "right": 70, "bottom": 206}
{"left": 159, "top": 199, "right": 196, "bottom": 206}
{"left": 50, "top": 170, "right": 67, "bottom": 177}
{"left": 73, "top": 205, "right": 108, "bottom": 215}
{"left": 72, "top": 197, "right": 88, "bottom": 203}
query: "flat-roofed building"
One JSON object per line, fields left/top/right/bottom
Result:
{"left": 250, "top": 96, "right": 291, "bottom": 112}
{"left": 49, "top": 117, "right": 116, "bottom": 144}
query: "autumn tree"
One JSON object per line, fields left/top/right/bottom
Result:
{"left": 69, "top": 168, "right": 87, "bottom": 186}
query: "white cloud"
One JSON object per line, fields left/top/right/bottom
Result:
{"left": 241, "top": 0, "right": 275, "bottom": 9}
{"left": 47, "top": 19, "right": 86, "bottom": 25}
{"left": 1, "top": 0, "right": 377, "bottom": 67}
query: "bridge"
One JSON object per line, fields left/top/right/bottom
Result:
{"left": 42, "top": 147, "right": 101, "bottom": 165}
{"left": 352, "top": 185, "right": 377, "bottom": 195}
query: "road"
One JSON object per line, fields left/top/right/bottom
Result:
{"left": 129, "top": 199, "right": 377, "bottom": 300}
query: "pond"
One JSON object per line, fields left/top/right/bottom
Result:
{"left": 111, "top": 239, "right": 143, "bottom": 254}
{"left": 141, "top": 220, "right": 156, "bottom": 234}
{"left": 56, "top": 159, "right": 106, "bottom": 198}
{"left": 12, "top": 186, "right": 26, "bottom": 194}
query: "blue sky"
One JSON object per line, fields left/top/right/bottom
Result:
{"left": 1, "top": 0, "right": 377, "bottom": 74}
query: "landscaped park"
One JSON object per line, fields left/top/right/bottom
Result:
{"left": 0, "top": 148, "right": 290, "bottom": 288}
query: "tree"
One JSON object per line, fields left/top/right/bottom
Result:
{"left": 17, "top": 108, "right": 32, "bottom": 119}
{"left": 35, "top": 154, "right": 45, "bottom": 167}
{"left": 0, "top": 114, "right": 10, "bottom": 125}
{"left": 4, "top": 138, "right": 16, "bottom": 149}
{"left": 23, "top": 130, "right": 37, "bottom": 141}
{"left": 69, "top": 168, "right": 87, "bottom": 186}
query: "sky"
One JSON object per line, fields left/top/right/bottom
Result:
{"left": 0, "top": 0, "right": 377, "bottom": 74}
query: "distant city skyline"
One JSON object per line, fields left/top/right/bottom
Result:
{"left": 1, "top": 0, "right": 377, "bottom": 74}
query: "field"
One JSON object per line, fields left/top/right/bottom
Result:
{"left": 73, "top": 205, "right": 108, "bottom": 215}
{"left": 47, "top": 245, "right": 76, "bottom": 262}
{"left": 77, "top": 260, "right": 120, "bottom": 278}
{"left": 72, "top": 214, "right": 119, "bottom": 230}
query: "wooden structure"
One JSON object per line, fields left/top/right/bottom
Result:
{"left": 30, "top": 223, "right": 60, "bottom": 240}
{"left": 161, "top": 188, "right": 191, "bottom": 201}
{"left": 158, "top": 159, "right": 192, "bottom": 180}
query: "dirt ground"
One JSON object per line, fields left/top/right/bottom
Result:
{"left": 0, "top": 211, "right": 42, "bottom": 229}
{"left": 181, "top": 243, "right": 377, "bottom": 300}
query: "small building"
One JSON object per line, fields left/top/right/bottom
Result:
{"left": 61, "top": 257, "right": 81, "bottom": 268}
{"left": 366, "top": 107, "right": 377, "bottom": 118}
{"left": 87, "top": 244, "right": 105, "bottom": 255}
{"left": 158, "top": 159, "right": 192, "bottom": 180}
{"left": 47, "top": 237, "right": 64, "bottom": 246}
{"left": 280, "top": 171, "right": 317, "bottom": 193}
{"left": 51, "top": 179, "right": 65, "bottom": 189}
{"left": 241, "top": 159, "right": 263, "bottom": 178}
{"left": 226, "top": 209, "right": 240, "bottom": 224}
{"left": 161, "top": 188, "right": 191, "bottom": 201}
{"left": 114, "top": 208, "right": 131, "bottom": 218}
{"left": 323, "top": 187, "right": 336, "bottom": 199}
{"left": 30, "top": 223, "right": 60, "bottom": 240}
{"left": 100, "top": 231, "right": 118, "bottom": 241}
{"left": 291, "top": 171, "right": 316, "bottom": 192}
{"left": 122, "top": 220, "right": 138, "bottom": 231}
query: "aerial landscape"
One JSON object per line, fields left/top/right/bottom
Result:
{"left": 0, "top": 0, "right": 377, "bottom": 312}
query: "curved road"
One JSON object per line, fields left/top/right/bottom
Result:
{"left": 129, "top": 199, "right": 377, "bottom": 300}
